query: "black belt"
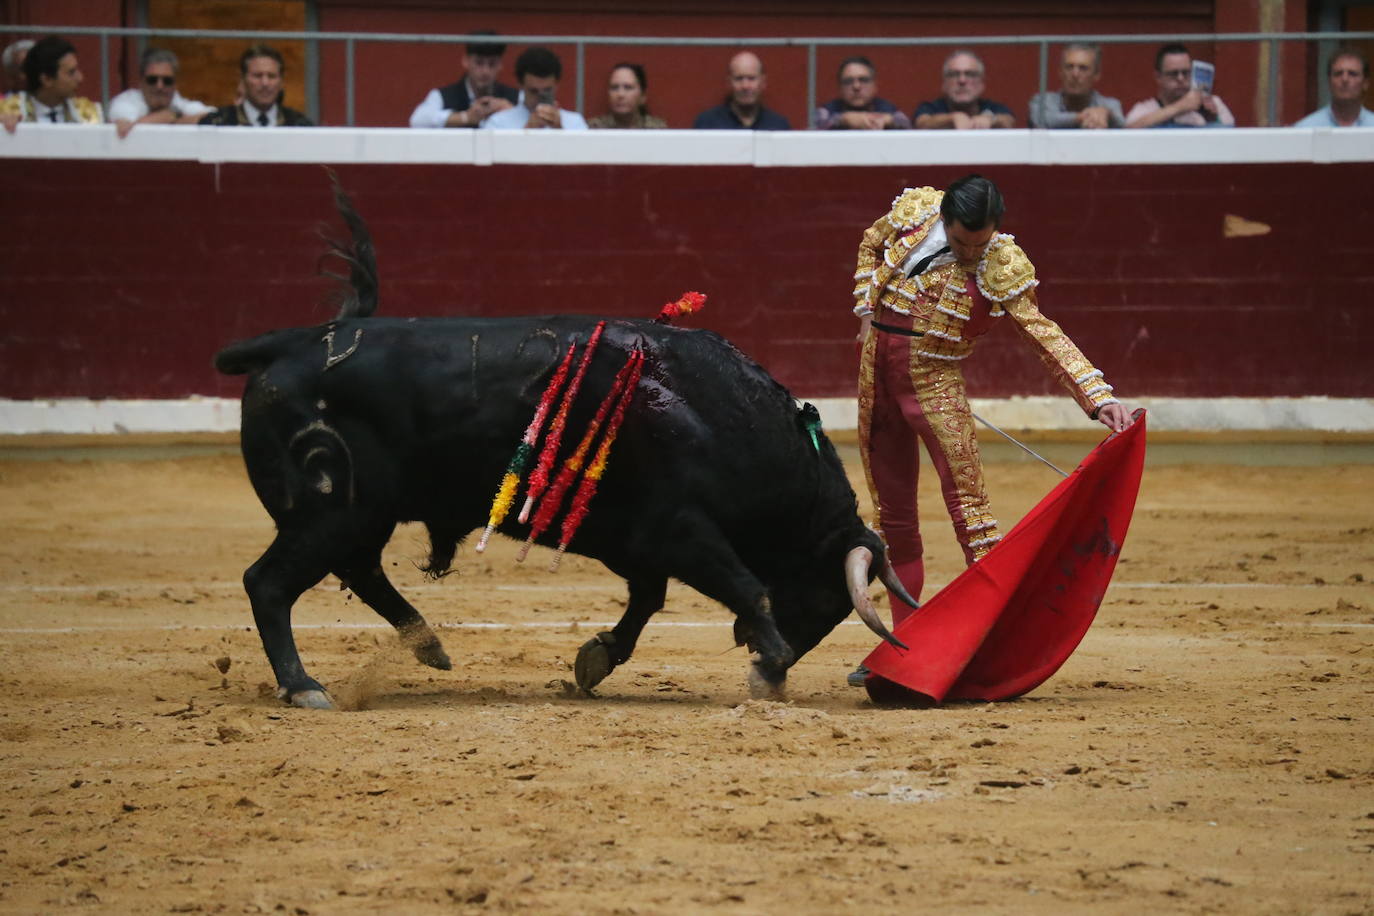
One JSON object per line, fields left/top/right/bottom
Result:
{"left": 871, "top": 321, "right": 925, "bottom": 338}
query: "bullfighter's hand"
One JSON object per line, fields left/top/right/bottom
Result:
{"left": 1096, "top": 402, "right": 1132, "bottom": 433}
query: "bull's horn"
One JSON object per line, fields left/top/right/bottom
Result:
{"left": 845, "top": 546, "right": 908, "bottom": 651}
{"left": 878, "top": 557, "right": 921, "bottom": 611}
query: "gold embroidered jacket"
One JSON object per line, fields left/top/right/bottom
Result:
{"left": 0, "top": 92, "right": 103, "bottom": 123}
{"left": 852, "top": 186, "right": 1118, "bottom": 417}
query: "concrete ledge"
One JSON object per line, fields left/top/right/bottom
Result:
{"left": 4, "top": 395, "right": 1374, "bottom": 437}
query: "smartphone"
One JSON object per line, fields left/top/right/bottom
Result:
{"left": 1191, "top": 61, "right": 1215, "bottom": 95}
{"left": 535, "top": 87, "right": 557, "bottom": 107}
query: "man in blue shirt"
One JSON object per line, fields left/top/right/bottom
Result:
{"left": 1294, "top": 49, "right": 1374, "bottom": 127}
{"left": 693, "top": 51, "right": 790, "bottom": 130}
{"left": 913, "top": 50, "right": 1015, "bottom": 130}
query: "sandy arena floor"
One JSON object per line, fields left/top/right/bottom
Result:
{"left": 0, "top": 438, "right": 1370, "bottom": 914}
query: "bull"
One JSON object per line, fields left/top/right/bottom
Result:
{"left": 215, "top": 187, "right": 912, "bottom": 709}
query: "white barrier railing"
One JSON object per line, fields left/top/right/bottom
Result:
{"left": 4, "top": 123, "right": 1374, "bottom": 166}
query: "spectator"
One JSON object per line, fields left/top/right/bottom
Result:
{"left": 2, "top": 39, "right": 33, "bottom": 92}
{"left": 1, "top": 35, "right": 102, "bottom": 132}
{"left": 481, "top": 47, "right": 587, "bottom": 130}
{"left": 588, "top": 63, "right": 666, "bottom": 129}
{"left": 913, "top": 50, "right": 1015, "bottom": 129}
{"left": 693, "top": 51, "right": 791, "bottom": 130}
{"left": 1028, "top": 43, "right": 1124, "bottom": 129}
{"left": 109, "top": 48, "right": 212, "bottom": 138}
{"left": 409, "top": 29, "right": 517, "bottom": 129}
{"left": 1294, "top": 48, "right": 1373, "bottom": 127}
{"left": 199, "top": 45, "right": 313, "bottom": 126}
{"left": 815, "top": 56, "right": 910, "bottom": 130}
{"left": 1125, "top": 43, "right": 1234, "bottom": 128}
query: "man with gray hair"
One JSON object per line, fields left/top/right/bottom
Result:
{"left": 913, "top": 50, "right": 1014, "bottom": 129}
{"left": 1028, "top": 43, "right": 1123, "bottom": 129}
{"left": 3, "top": 39, "right": 34, "bottom": 92}
{"left": 108, "top": 47, "right": 212, "bottom": 137}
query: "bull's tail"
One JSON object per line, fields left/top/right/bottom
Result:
{"left": 214, "top": 327, "right": 318, "bottom": 376}
{"left": 318, "top": 169, "right": 379, "bottom": 320}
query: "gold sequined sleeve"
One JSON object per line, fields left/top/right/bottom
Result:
{"left": 852, "top": 209, "right": 895, "bottom": 316}
{"left": 1004, "top": 288, "right": 1119, "bottom": 418}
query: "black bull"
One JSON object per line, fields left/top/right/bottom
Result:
{"left": 216, "top": 316, "right": 911, "bottom": 708}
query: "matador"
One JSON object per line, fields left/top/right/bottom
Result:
{"left": 852, "top": 175, "right": 1131, "bottom": 649}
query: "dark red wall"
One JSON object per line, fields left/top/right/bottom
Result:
{"left": 2, "top": 158, "right": 1371, "bottom": 401}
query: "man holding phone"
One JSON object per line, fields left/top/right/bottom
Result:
{"left": 1126, "top": 43, "right": 1235, "bottom": 128}
{"left": 481, "top": 47, "right": 587, "bottom": 130}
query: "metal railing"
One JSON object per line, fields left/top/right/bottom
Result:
{"left": 7, "top": 24, "right": 1372, "bottom": 127}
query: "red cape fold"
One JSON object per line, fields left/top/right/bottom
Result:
{"left": 864, "top": 409, "right": 1147, "bottom": 705}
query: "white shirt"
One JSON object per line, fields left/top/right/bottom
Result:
{"left": 107, "top": 86, "right": 212, "bottom": 122}
{"left": 900, "top": 220, "right": 955, "bottom": 277}
{"left": 409, "top": 78, "right": 486, "bottom": 129}
{"left": 27, "top": 93, "right": 101, "bottom": 123}
{"left": 242, "top": 99, "right": 279, "bottom": 127}
{"left": 481, "top": 92, "right": 587, "bottom": 130}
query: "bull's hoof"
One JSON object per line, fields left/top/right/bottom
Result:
{"left": 400, "top": 624, "right": 452, "bottom": 671}
{"left": 748, "top": 660, "right": 787, "bottom": 701}
{"left": 411, "top": 638, "right": 452, "bottom": 671}
{"left": 279, "top": 688, "right": 335, "bottom": 710}
{"left": 574, "top": 631, "right": 616, "bottom": 693}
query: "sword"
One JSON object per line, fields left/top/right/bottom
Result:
{"left": 972, "top": 413, "right": 1069, "bottom": 479}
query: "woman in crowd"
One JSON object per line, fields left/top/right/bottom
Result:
{"left": 588, "top": 62, "right": 666, "bottom": 129}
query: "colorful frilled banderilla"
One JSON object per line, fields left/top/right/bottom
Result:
{"left": 475, "top": 333, "right": 586, "bottom": 553}
{"left": 519, "top": 347, "right": 645, "bottom": 567}
{"left": 517, "top": 322, "right": 607, "bottom": 525}
{"left": 480, "top": 292, "right": 704, "bottom": 564}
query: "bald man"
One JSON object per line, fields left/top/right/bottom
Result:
{"left": 693, "top": 51, "right": 791, "bottom": 130}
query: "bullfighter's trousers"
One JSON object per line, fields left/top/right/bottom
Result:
{"left": 858, "top": 318, "right": 1002, "bottom": 626}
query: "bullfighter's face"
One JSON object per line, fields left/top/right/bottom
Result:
{"left": 43, "top": 51, "right": 82, "bottom": 101}
{"left": 948, "top": 220, "right": 998, "bottom": 266}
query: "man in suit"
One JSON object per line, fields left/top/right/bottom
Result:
{"left": 199, "top": 45, "right": 313, "bottom": 127}
{"left": 409, "top": 29, "right": 518, "bottom": 129}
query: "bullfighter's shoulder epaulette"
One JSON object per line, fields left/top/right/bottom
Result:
{"left": 72, "top": 96, "right": 102, "bottom": 123}
{"left": 976, "top": 234, "right": 1038, "bottom": 302}
{"left": 886, "top": 186, "right": 943, "bottom": 233}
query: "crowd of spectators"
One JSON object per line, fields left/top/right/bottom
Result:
{"left": 2, "top": 30, "right": 1370, "bottom": 134}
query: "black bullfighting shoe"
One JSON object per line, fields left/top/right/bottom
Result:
{"left": 846, "top": 664, "right": 870, "bottom": 687}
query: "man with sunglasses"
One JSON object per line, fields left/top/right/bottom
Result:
{"left": 913, "top": 50, "right": 1014, "bottom": 130}
{"left": 1126, "top": 43, "right": 1235, "bottom": 128}
{"left": 108, "top": 48, "right": 211, "bottom": 138}
{"left": 815, "top": 56, "right": 910, "bottom": 130}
